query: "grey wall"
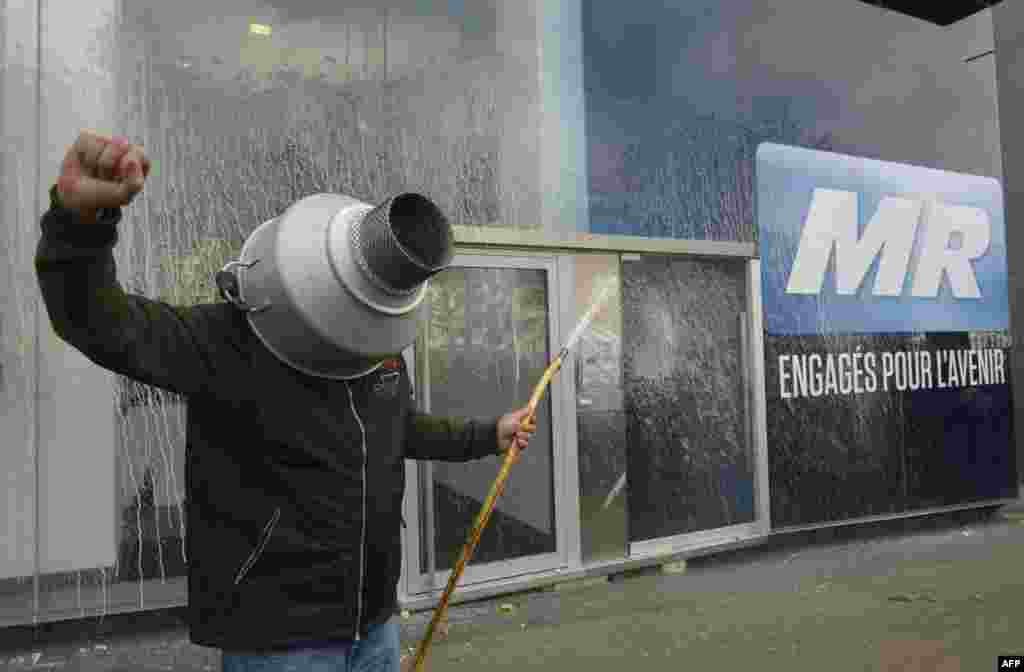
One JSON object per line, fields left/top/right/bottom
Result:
{"left": 584, "top": 0, "right": 1002, "bottom": 239}
{"left": 994, "top": 0, "right": 1024, "bottom": 483}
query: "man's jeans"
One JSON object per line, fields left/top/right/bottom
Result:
{"left": 221, "top": 621, "right": 401, "bottom": 672}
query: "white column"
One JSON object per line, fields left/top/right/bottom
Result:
{"left": 0, "top": 0, "right": 42, "bottom": 582}
{"left": 35, "top": 0, "right": 118, "bottom": 574}
{"left": 493, "top": 0, "right": 588, "bottom": 235}
{"left": 494, "top": 0, "right": 542, "bottom": 230}
{"left": 537, "top": 0, "right": 589, "bottom": 237}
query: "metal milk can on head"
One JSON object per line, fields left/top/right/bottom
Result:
{"left": 216, "top": 192, "right": 453, "bottom": 379}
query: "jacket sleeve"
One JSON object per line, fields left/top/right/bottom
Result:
{"left": 402, "top": 411, "right": 501, "bottom": 462}
{"left": 35, "top": 195, "right": 244, "bottom": 401}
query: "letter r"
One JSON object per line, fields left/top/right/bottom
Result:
{"left": 911, "top": 200, "right": 989, "bottom": 298}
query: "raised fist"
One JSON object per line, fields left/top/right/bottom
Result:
{"left": 56, "top": 130, "right": 150, "bottom": 221}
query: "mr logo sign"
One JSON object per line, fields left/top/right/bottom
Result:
{"left": 757, "top": 143, "right": 1008, "bottom": 336}
{"left": 757, "top": 143, "right": 1016, "bottom": 528}
{"left": 785, "top": 188, "right": 990, "bottom": 299}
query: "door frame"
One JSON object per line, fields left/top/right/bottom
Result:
{"left": 626, "top": 258, "right": 771, "bottom": 559}
{"left": 401, "top": 252, "right": 571, "bottom": 596}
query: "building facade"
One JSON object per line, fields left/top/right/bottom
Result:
{"left": 1, "top": 0, "right": 1019, "bottom": 628}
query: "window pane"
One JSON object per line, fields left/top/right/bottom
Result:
{"left": 23, "top": 0, "right": 553, "bottom": 625}
{"left": 573, "top": 255, "right": 628, "bottom": 563}
{"left": 419, "top": 266, "right": 556, "bottom": 572}
{"left": 622, "top": 256, "right": 755, "bottom": 542}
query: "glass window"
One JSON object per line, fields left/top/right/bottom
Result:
{"left": 418, "top": 265, "right": 556, "bottom": 573}
{"left": 622, "top": 255, "right": 755, "bottom": 541}
{"left": 572, "top": 255, "right": 628, "bottom": 562}
{"left": 582, "top": 1, "right": 1000, "bottom": 240}
{"left": 21, "top": 0, "right": 562, "bottom": 624}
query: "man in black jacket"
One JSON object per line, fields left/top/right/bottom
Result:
{"left": 36, "top": 130, "right": 536, "bottom": 672}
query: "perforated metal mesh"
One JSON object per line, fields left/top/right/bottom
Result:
{"left": 350, "top": 193, "right": 453, "bottom": 295}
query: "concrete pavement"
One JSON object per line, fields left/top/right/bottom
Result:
{"left": 2, "top": 503, "right": 1022, "bottom": 671}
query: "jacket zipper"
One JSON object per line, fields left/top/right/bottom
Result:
{"left": 234, "top": 507, "right": 281, "bottom": 585}
{"left": 346, "top": 382, "right": 368, "bottom": 642}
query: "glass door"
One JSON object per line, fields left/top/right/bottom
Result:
{"left": 620, "top": 254, "right": 763, "bottom": 557}
{"left": 405, "top": 254, "right": 566, "bottom": 594}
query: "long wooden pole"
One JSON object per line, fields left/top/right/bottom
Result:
{"left": 411, "top": 278, "right": 616, "bottom": 670}
{"left": 411, "top": 350, "right": 566, "bottom": 671}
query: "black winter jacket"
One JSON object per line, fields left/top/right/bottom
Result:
{"left": 34, "top": 196, "right": 502, "bottom": 651}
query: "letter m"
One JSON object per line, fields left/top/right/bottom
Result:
{"left": 785, "top": 188, "right": 921, "bottom": 296}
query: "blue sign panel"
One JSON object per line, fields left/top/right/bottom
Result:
{"left": 757, "top": 142, "right": 1008, "bottom": 335}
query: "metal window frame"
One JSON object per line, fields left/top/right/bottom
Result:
{"left": 401, "top": 251, "right": 569, "bottom": 597}
{"left": 622, "top": 253, "right": 770, "bottom": 559}
{"left": 398, "top": 228, "right": 771, "bottom": 605}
